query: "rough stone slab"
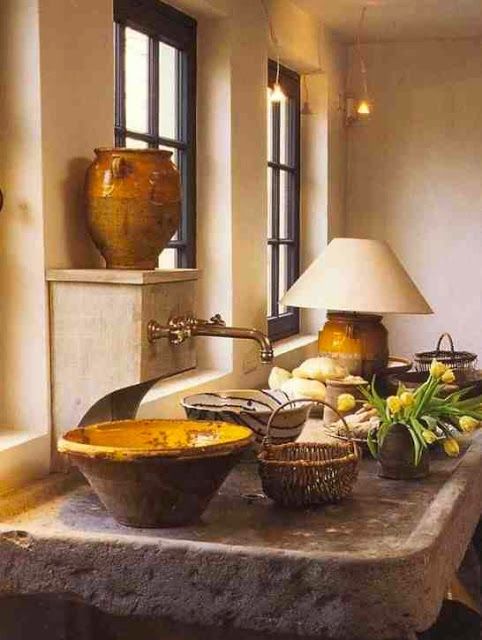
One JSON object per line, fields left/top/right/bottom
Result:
{"left": 0, "top": 435, "right": 481, "bottom": 640}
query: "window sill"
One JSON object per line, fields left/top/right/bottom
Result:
{"left": 273, "top": 333, "right": 318, "bottom": 357}
{"left": 137, "top": 335, "right": 318, "bottom": 418}
{"left": 0, "top": 431, "right": 50, "bottom": 495}
{"left": 138, "top": 368, "right": 231, "bottom": 417}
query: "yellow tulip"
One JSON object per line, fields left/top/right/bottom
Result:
{"left": 459, "top": 416, "right": 479, "bottom": 433}
{"left": 386, "top": 395, "right": 402, "bottom": 414}
{"left": 442, "top": 438, "right": 460, "bottom": 457}
{"left": 400, "top": 392, "right": 414, "bottom": 408}
{"left": 422, "top": 429, "right": 438, "bottom": 444}
{"left": 337, "top": 393, "right": 356, "bottom": 413}
{"left": 441, "top": 369, "right": 455, "bottom": 384}
{"left": 429, "top": 359, "right": 446, "bottom": 379}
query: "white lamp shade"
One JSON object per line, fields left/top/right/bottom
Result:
{"left": 281, "top": 238, "right": 433, "bottom": 315}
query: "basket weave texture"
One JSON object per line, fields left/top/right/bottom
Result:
{"left": 258, "top": 399, "right": 360, "bottom": 508}
{"left": 414, "top": 333, "right": 477, "bottom": 372}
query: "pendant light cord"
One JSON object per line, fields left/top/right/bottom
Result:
{"left": 356, "top": 6, "right": 369, "bottom": 99}
{"left": 346, "top": 5, "right": 369, "bottom": 98}
{"left": 260, "top": 0, "right": 281, "bottom": 82}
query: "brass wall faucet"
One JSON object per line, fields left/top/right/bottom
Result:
{"left": 147, "top": 314, "right": 274, "bottom": 364}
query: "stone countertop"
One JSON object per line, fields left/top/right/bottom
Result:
{"left": 0, "top": 434, "right": 481, "bottom": 640}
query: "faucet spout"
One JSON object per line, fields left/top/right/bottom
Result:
{"left": 146, "top": 314, "right": 274, "bottom": 364}
{"left": 192, "top": 321, "right": 274, "bottom": 364}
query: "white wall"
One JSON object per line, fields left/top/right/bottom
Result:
{"left": 346, "top": 39, "right": 482, "bottom": 359}
{"left": 140, "top": 0, "right": 348, "bottom": 418}
{"left": 0, "top": 0, "right": 50, "bottom": 486}
{"left": 1, "top": 0, "right": 347, "bottom": 448}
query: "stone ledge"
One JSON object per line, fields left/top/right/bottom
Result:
{"left": 46, "top": 268, "right": 201, "bottom": 285}
{"left": 0, "top": 435, "right": 481, "bottom": 639}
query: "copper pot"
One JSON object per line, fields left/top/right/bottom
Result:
{"left": 85, "top": 148, "right": 181, "bottom": 269}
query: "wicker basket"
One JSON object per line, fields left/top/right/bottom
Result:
{"left": 414, "top": 333, "right": 477, "bottom": 372}
{"left": 257, "top": 399, "right": 361, "bottom": 508}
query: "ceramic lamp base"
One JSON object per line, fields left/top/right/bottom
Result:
{"left": 318, "top": 311, "right": 389, "bottom": 379}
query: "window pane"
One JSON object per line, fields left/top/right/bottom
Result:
{"left": 278, "top": 244, "right": 289, "bottom": 314}
{"left": 279, "top": 170, "right": 289, "bottom": 238}
{"left": 267, "top": 167, "right": 273, "bottom": 236}
{"left": 159, "top": 42, "right": 178, "bottom": 139}
{"left": 267, "top": 95, "right": 273, "bottom": 162}
{"left": 125, "top": 137, "right": 148, "bottom": 149}
{"left": 125, "top": 28, "right": 149, "bottom": 133}
{"left": 280, "top": 98, "right": 293, "bottom": 164}
{"left": 158, "top": 248, "right": 177, "bottom": 269}
{"left": 267, "top": 244, "right": 272, "bottom": 317}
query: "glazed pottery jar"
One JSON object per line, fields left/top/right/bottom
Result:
{"left": 378, "top": 423, "right": 430, "bottom": 480}
{"left": 85, "top": 148, "right": 181, "bottom": 269}
{"left": 318, "top": 312, "right": 389, "bottom": 379}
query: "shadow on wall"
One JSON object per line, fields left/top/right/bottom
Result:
{"left": 60, "top": 157, "right": 104, "bottom": 268}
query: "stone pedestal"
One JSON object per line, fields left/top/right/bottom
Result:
{"left": 47, "top": 269, "right": 200, "bottom": 464}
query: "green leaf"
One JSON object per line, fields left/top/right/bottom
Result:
{"left": 367, "top": 428, "right": 378, "bottom": 459}
{"left": 408, "top": 423, "right": 422, "bottom": 466}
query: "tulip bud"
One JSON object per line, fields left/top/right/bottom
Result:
{"left": 400, "top": 392, "right": 414, "bottom": 408}
{"left": 442, "top": 438, "right": 460, "bottom": 457}
{"left": 337, "top": 393, "right": 356, "bottom": 413}
{"left": 459, "top": 416, "right": 479, "bottom": 433}
{"left": 429, "top": 359, "right": 446, "bottom": 379}
{"left": 386, "top": 396, "right": 402, "bottom": 414}
{"left": 422, "top": 429, "right": 438, "bottom": 444}
{"left": 441, "top": 369, "right": 456, "bottom": 384}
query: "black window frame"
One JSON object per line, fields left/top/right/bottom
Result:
{"left": 267, "top": 60, "right": 300, "bottom": 341}
{"left": 114, "top": 0, "right": 197, "bottom": 268}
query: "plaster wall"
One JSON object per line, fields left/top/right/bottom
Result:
{"left": 1, "top": 0, "right": 347, "bottom": 440}
{"left": 140, "top": 0, "right": 348, "bottom": 417}
{"left": 346, "top": 39, "right": 482, "bottom": 359}
{"left": 0, "top": 0, "right": 50, "bottom": 487}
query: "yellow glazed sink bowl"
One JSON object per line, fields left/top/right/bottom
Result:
{"left": 58, "top": 419, "right": 254, "bottom": 528}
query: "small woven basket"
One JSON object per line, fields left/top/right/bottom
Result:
{"left": 257, "top": 399, "right": 361, "bottom": 508}
{"left": 414, "top": 333, "right": 477, "bottom": 372}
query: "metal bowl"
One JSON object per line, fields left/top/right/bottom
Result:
{"left": 181, "top": 389, "right": 309, "bottom": 444}
{"left": 58, "top": 419, "right": 253, "bottom": 528}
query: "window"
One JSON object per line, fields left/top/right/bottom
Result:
{"left": 267, "top": 61, "right": 300, "bottom": 340}
{"left": 114, "top": 0, "right": 197, "bottom": 268}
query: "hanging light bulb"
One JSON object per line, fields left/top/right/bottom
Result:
{"left": 270, "top": 82, "right": 286, "bottom": 103}
{"left": 357, "top": 99, "right": 371, "bottom": 116}
{"left": 269, "top": 54, "right": 286, "bottom": 103}
{"left": 345, "top": 6, "right": 373, "bottom": 125}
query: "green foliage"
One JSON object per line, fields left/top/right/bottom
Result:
{"left": 359, "top": 362, "right": 482, "bottom": 466}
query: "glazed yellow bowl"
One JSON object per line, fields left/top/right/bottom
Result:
{"left": 58, "top": 419, "right": 254, "bottom": 528}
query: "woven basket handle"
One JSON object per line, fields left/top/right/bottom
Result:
{"left": 264, "top": 398, "right": 355, "bottom": 447}
{"left": 436, "top": 333, "right": 455, "bottom": 355}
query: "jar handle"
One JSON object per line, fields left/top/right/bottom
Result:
{"left": 149, "top": 171, "right": 163, "bottom": 205}
{"left": 111, "top": 155, "right": 126, "bottom": 179}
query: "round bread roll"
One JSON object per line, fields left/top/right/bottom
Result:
{"left": 268, "top": 366, "right": 292, "bottom": 390}
{"left": 281, "top": 377, "right": 326, "bottom": 401}
{"left": 292, "top": 357, "right": 348, "bottom": 383}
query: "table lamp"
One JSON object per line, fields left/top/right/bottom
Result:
{"left": 281, "top": 238, "right": 433, "bottom": 378}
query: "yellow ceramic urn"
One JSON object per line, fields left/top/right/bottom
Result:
{"left": 85, "top": 148, "right": 181, "bottom": 269}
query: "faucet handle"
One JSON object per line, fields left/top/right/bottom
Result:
{"left": 168, "top": 315, "right": 195, "bottom": 344}
{"left": 209, "top": 314, "right": 226, "bottom": 326}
